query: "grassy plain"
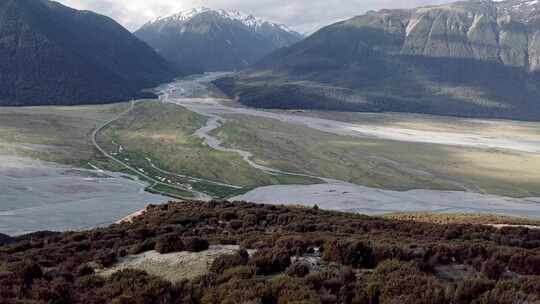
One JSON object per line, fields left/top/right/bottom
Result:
{"left": 293, "top": 110, "right": 540, "bottom": 140}
{"left": 0, "top": 101, "right": 319, "bottom": 200}
{"left": 0, "top": 103, "right": 127, "bottom": 170}
{"left": 212, "top": 113, "right": 540, "bottom": 197}
{"left": 97, "top": 101, "right": 318, "bottom": 198}
{"left": 2, "top": 100, "right": 539, "bottom": 199}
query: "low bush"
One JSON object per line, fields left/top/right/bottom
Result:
{"left": 323, "top": 239, "right": 375, "bottom": 268}
{"left": 286, "top": 261, "right": 310, "bottom": 278}
{"left": 210, "top": 249, "right": 249, "bottom": 275}
{"left": 182, "top": 237, "right": 209, "bottom": 252}
{"left": 249, "top": 248, "right": 291, "bottom": 275}
{"left": 155, "top": 235, "right": 184, "bottom": 254}
{"left": 1, "top": 201, "right": 540, "bottom": 303}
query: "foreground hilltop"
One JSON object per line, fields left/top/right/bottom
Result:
{"left": 0, "top": 0, "right": 175, "bottom": 106}
{"left": 215, "top": 0, "right": 540, "bottom": 121}
{"left": 135, "top": 7, "right": 303, "bottom": 72}
{"left": 1, "top": 201, "right": 539, "bottom": 303}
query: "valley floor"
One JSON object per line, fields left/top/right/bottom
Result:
{"left": 154, "top": 73, "right": 540, "bottom": 218}
{"left": 1, "top": 72, "right": 540, "bottom": 235}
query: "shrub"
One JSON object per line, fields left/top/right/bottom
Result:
{"left": 242, "top": 214, "right": 258, "bottom": 227}
{"left": 217, "top": 266, "right": 255, "bottom": 284}
{"left": 286, "top": 262, "right": 310, "bottom": 278}
{"left": 276, "top": 236, "right": 309, "bottom": 256}
{"left": 303, "top": 272, "right": 323, "bottom": 292}
{"left": 481, "top": 258, "right": 505, "bottom": 280}
{"left": 78, "top": 275, "right": 105, "bottom": 289}
{"left": 96, "top": 250, "right": 118, "bottom": 267}
{"left": 19, "top": 261, "right": 43, "bottom": 285}
{"left": 182, "top": 237, "right": 209, "bottom": 252}
{"left": 508, "top": 253, "right": 540, "bottom": 275}
{"left": 271, "top": 275, "right": 321, "bottom": 304}
{"left": 228, "top": 220, "right": 243, "bottom": 230}
{"left": 155, "top": 236, "right": 209, "bottom": 254}
{"left": 210, "top": 249, "right": 249, "bottom": 274}
{"left": 202, "top": 278, "right": 272, "bottom": 304}
{"left": 220, "top": 212, "right": 238, "bottom": 221}
{"left": 155, "top": 235, "right": 184, "bottom": 254}
{"left": 249, "top": 248, "right": 291, "bottom": 275}
{"left": 108, "top": 269, "right": 173, "bottom": 304}
{"left": 477, "top": 280, "right": 532, "bottom": 304}
{"left": 366, "top": 260, "right": 446, "bottom": 304}
{"left": 323, "top": 240, "right": 375, "bottom": 268}
{"left": 453, "top": 277, "right": 495, "bottom": 304}
{"left": 130, "top": 239, "right": 156, "bottom": 255}
{"left": 525, "top": 255, "right": 540, "bottom": 275}
{"left": 77, "top": 264, "right": 95, "bottom": 277}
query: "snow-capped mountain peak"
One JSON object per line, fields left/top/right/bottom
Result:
{"left": 151, "top": 7, "right": 211, "bottom": 23}
{"left": 135, "top": 7, "right": 303, "bottom": 72}
{"left": 150, "top": 7, "right": 297, "bottom": 34}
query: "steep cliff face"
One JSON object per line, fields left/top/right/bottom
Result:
{"left": 214, "top": 0, "right": 540, "bottom": 121}
{"left": 0, "top": 0, "right": 175, "bottom": 106}
{"left": 355, "top": 0, "right": 540, "bottom": 71}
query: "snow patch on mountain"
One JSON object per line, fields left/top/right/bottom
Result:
{"left": 494, "top": 0, "right": 540, "bottom": 22}
{"left": 150, "top": 7, "right": 297, "bottom": 35}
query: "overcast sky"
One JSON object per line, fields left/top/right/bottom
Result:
{"left": 56, "top": 0, "right": 450, "bottom": 34}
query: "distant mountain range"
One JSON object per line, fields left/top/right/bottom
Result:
{"left": 135, "top": 7, "right": 303, "bottom": 72}
{"left": 215, "top": 0, "right": 540, "bottom": 121}
{"left": 0, "top": 0, "right": 175, "bottom": 106}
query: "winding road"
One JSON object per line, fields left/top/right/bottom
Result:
{"left": 91, "top": 100, "right": 211, "bottom": 201}
{"left": 157, "top": 78, "right": 340, "bottom": 184}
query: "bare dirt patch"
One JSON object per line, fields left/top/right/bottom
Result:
{"left": 99, "top": 245, "right": 251, "bottom": 283}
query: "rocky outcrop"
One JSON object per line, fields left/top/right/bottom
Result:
{"left": 373, "top": 0, "right": 540, "bottom": 71}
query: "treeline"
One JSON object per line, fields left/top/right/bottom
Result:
{"left": 1, "top": 201, "right": 540, "bottom": 303}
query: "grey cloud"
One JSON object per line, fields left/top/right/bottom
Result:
{"left": 56, "top": 0, "right": 451, "bottom": 33}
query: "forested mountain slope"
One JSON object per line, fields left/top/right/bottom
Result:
{"left": 0, "top": 0, "right": 175, "bottom": 106}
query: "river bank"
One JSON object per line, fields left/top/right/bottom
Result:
{"left": 0, "top": 155, "right": 168, "bottom": 236}
{"left": 158, "top": 73, "right": 540, "bottom": 219}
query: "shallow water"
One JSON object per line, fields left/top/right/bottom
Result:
{"left": 163, "top": 73, "right": 540, "bottom": 219}
{"left": 0, "top": 156, "right": 168, "bottom": 236}
{"left": 5, "top": 73, "right": 538, "bottom": 237}
{"left": 233, "top": 183, "right": 540, "bottom": 219}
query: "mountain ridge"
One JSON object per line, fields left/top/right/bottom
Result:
{"left": 214, "top": 0, "right": 540, "bottom": 121}
{"left": 135, "top": 7, "right": 303, "bottom": 72}
{"left": 146, "top": 7, "right": 299, "bottom": 37}
{"left": 0, "top": 0, "right": 175, "bottom": 106}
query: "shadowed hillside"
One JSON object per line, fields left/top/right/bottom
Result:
{"left": 0, "top": 0, "right": 175, "bottom": 106}
{"left": 214, "top": 0, "right": 540, "bottom": 121}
